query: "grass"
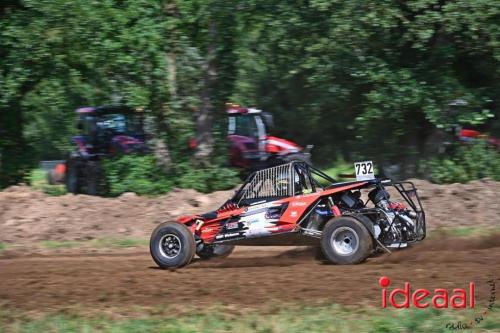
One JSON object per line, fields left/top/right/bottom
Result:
{"left": 39, "top": 240, "right": 80, "bottom": 249}
{"left": 320, "top": 159, "right": 381, "bottom": 182}
{"left": 321, "top": 161, "right": 354, "bottom": 180}
{"left": 0, "top": 242, "right": 7, "bottom": 253}
{"left": 0, "top": 304, "right": 498, "bottom": 333}
{"left": 28, "top": 168, "right": 66, "bottom": 196}
{"left": 89, "top": 238, "right": 148, "bottom": 248}
{"left": 38, "top": 238, "right": 148, "bottom": 250}
{"left": 428, "top": 226, "right": 500, "bottom": 239}
{"left": 33, "top": 227, "right": 499, "bottom": 251}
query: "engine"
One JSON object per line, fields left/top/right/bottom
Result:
{"left": 368, "top": 187, "right": 418, "bottom": 247}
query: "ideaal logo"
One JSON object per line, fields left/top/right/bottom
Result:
{"left": 379, "top": 276, "right": 475, "bottom": 309}
{"left": 379, "top": 276, "right": 496, "bottom": 330}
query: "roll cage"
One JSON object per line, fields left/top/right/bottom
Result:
{"left": 230, "top": 162, "right": 425, "bottom": 237}
{"left": 232, "top": 162, "right": 335, "bottom": 205}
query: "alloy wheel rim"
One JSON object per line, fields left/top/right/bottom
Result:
{"left": 159, "top": 233, "right": 182, "bottom": 259}
{"left": 331, "top": 226, "right": 359, "bottom": 256}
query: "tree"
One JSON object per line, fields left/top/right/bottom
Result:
{"left": 232, "top": 0, "right": 499, "bottom": 166}
{"left": 1, "top": 0, "right": 498, "bottom": 189}
{"left": 176, "top": 0, "right": 239, "bottom": 165}
{"left": 0, "top": 0, "right": 203, "bottom": 181}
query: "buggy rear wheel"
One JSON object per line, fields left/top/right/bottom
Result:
{"left": 320, "top": 217, "right": 373, "bottom": 264}
{"left": 150, "top": 222, "right": 195, "bottom": 268}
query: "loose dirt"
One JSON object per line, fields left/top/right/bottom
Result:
{"left": 0, "top": 236, "right": 498, "bottom": 313}
{"left": 0, "top": 185, "right": 233, "bottom": 247}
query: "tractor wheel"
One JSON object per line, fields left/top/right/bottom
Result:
{"left": 85, "top": 161, "right": 103, "bottom": 196}
{"left": 65, "top": 158, "right": 80, "bottom": 194}
{"left": 197, "top": 244, "right": 235, "bottom": 260}
{"left": 320, "top": 217, "right": 373, "bottom": 264}
{"left": 47, "top": 170, "right": 56, "bottom": 185}
{"left": 150, "top": 222, "right": 196, "bottom": 269}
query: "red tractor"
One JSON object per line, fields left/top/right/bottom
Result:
{"left": 225, "top": 104, "right": 312, "bottom": 170}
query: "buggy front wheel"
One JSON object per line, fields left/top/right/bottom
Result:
{"left": 150, "top": 222, "right": 196, "bottom": 268}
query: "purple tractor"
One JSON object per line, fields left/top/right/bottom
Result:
{"left": 63, "top": 106, "right": 147, "bottom": 195}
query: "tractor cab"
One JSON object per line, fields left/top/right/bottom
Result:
{"left": 226, "top": 103, "right": 309, "bottom": 169}
{"left": 227, "top": 105, "right": 269, "bottom": 165}
{"left": 74, "top": 106, "right": 146, "bottom": 156}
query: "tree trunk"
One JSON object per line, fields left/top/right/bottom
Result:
{"left": 152, "top": 135, "right": 172, "bottom": 170}
{"left": 144, "top": 112, "right": 172, "bottom": 171}
{"left": 194, "top": 19, "right": 217, "bottom": 165}
{"left": 166, "top": 52, "right": 177, "bottom": 98}
{"left": 145, "top": 1, "right": 183, "bottom": 171}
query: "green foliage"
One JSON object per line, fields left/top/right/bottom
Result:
{"left": 1, "top": 0, "right": 499, "bottom": 189}
{"left": 322, "top": 159, "right": 351, "bottom": 178}
{"left": 232, "top": 0, "right": 500, "bottom": 163}
{"left": 27, "top": 169, "right": 66, "bottom": 196}
{"left": 102, "top": 154, "right": 239, "bottom": 196}
{"left": 0, "top": 0, "right": 201, "bottom": 186}
{"left": 321, "top": 159, "right": 381, "bottom": 181}
{"left": 173, "top": 161, "right": 240, "bottom": 193}
{"left": 423, "top": 143, "right": 500, "bottom": 184}
{"left": 102, "top": 155, "right": 174, "bottom": 196}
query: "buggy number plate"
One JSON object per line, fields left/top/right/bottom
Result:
{"left": 354, "top": 161, "right": 375, "bottom": 181}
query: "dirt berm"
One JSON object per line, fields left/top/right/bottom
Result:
{"left": 0, "top": 178, "right": 498, "bottom": 247}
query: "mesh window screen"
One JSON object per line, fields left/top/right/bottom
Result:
{"left": 240, "top": 163, "right": 294, "bottom": 200}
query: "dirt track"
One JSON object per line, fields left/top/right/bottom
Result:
{"left": 1, "top": 236, "right": 499, "bottom": 313}
{"left": 1, "top": 179, "right": 499, "bottom": 313}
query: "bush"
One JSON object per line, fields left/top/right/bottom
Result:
{"left": 173, "top": 161, "right": 240, "bottom": 193}
{"left": 27, "top": 169, "right": 67, "bottom": 196}
{"left": 422, "top": 142, "right": 500, "bottom": 184}
{"left": 102, "top": 155, "right": 173, "bottom": 196}
{"left": 102, "top": 154, "right": 240, "bottom": 196}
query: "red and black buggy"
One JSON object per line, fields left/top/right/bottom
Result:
{"left": 150, "top": 161, "right": 426, "bottom": 268}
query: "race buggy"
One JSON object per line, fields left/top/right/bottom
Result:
{"left": 150, "top": 161, "right": 426, "bottom": 268}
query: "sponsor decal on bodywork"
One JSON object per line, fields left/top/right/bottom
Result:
{"left": 244, "top": 201, "right": 282, "bottom": 213}
{"left": 215, "top": 203, "right": 289, "bottom": 241}
{"left": 215, "top": 232, "right": 244, "bottom": 240}
{"left": 225, "top": 222, "right": 239, "bottom": 230}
